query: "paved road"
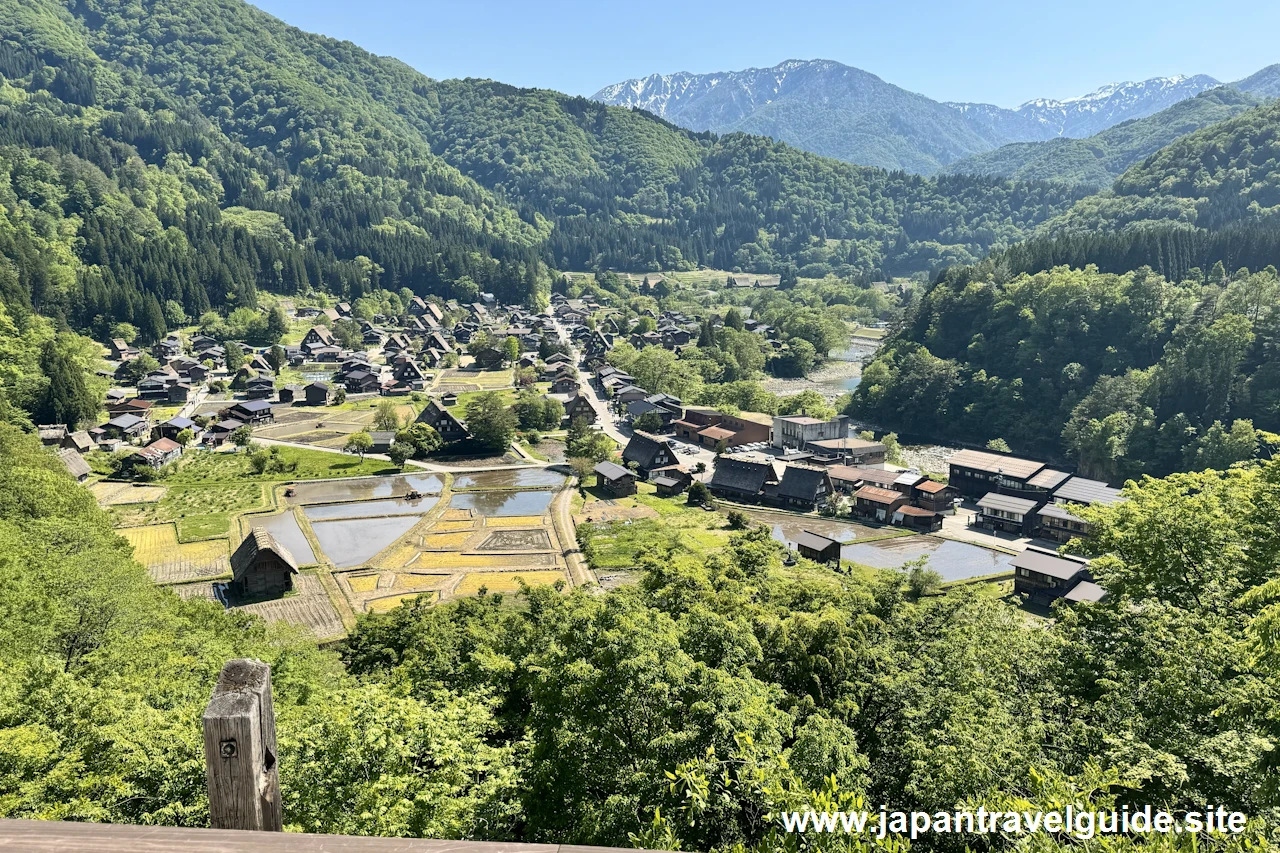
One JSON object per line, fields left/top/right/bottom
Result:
{"left": 550, "top": 316, "right": 631, "bottom": 446}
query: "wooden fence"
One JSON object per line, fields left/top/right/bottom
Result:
{"left": 0, "top": 659, "right": 668, "bottom": 853}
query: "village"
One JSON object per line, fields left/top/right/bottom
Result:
{"left": 34, "top": 274, "right": 1125, "bottom": 641}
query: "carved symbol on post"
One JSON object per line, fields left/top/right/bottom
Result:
{"left": 203, "top": 659, "right": 283, "bottom": 832}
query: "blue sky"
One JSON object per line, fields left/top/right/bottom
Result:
{"left": 251, "top": 0, "right": 1280, "bottom": 107}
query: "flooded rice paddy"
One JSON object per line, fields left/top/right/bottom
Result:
{"left": 286, "top": 473, "right": 444, "bottom": 504}
{"left": 451, "top": 469, "right": 565, "bottom": 490}
{"left": 302, "top": 496, "right": 440, "bottom": 521}
{"left": 310, "top": 515, "right": 421, "bottom": 568}
{"left": 449, "top": 490, "right": 554, "bottom": 517}
{"left": 253, "top": 511, "right": 317, "bottom": 565}
{"left": 744, "top": 510, "right": 1013, "bottom": 581}
{"left": 842, "top": 537, "right": 1014, "bottom": 581}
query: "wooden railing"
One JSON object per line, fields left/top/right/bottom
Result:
{"left": 0, "top": 659, "right": 667, "bottom": 852}
{"left": 0, "top": 820, "right": 647, "bottom": 853}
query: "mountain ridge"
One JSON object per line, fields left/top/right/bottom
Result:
{"left": 594, "top": 60, "right": 1239, "bottom": 172}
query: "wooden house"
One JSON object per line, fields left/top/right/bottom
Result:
{"left": 230, "top": 529, "right": 300, "bottom": 600}
{"left": 708, "top": 453, "right": 779, "bottom": 503}
{"left": 1036, "top": 476, "right": 1125, "bottom": 543}
{"left": 594, "top": 461, "right": 637, "bottom": 497}
{"left": 154, "top": 416, "right": 199, "bottom": 443}
{"left": 650, "top": 464, "right": 692, "bottom": 496}
{"left": 58, "top": 448, "right": 92, "bottom": 482}
{"left": 947, "top": 449, "right": 1046, "bottom": 500}
{"left": 136, "top": 437, "right": 183, "bottom": 469}
{"left": 912, "top": 479, "right": 958, "bottom": 512}
{"left": 206, "top": 419, "right": 245, "bottom": 446}
{"left": 974, "top": 492, "right": 1041, "bottom": 536}
{"left": 851, "top": 485, "right": 906, "bottom": 522}
{"left": 225, "top": 400, "right": 275, "bottom": 424}
{"left": 793, "top": 530, "right": 841, "bottom": 565}
{"left": 343, "top": 370, "right": 380, "bottom": 394}
{"left": 564, "top": 394, "right": 597, "bottom": 425}
{"left": 892, "top": 504, "right": 942, "bottom": 532}
{"left": 622, "top": 431, "right": 676, "bottom": 477}
{"left": 772, "top": 464, "right": 833, "bottom": 511}
{"left": 417, "top": 399, "right": 469, "bottom": 443}
{"left": 300, "top": 326, "right": 335, "bottom": 355}
{"left": 1012, "top": 547, "right": 1091, "bottom": 605}
{"left": 304, "top": 382, "right": 331, "bottom": 406}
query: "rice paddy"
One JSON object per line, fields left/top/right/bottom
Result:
{"left": 120, "top": 524, "right": 230, "bottom": 583}
{"left": 433, "top": 519, "right": 477, "bottom": 531}
{"left": 454, "top": 571, "right": 566, "bottom": 595}
{"left": 422, "top": 532, "right": 475, "bottom": 549}
{"left": 92, "top": 482, "right": 167, "bottom": 506}
{"left": 394, "top": 573, "right": 451, "bottom": 590}
{"left": 366, "top": 591, "right": 435, "bottom": 612}
{"left": 346, "top": 573, "right": 381, "bottom": 593}
{"left": 412, "top": 552, "right": 553, "bottom": 569}
{"left": 484, "top": 515, "right": 547, "bottom": 527}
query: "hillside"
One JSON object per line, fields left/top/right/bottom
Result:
{"left": 943, "top": 88, "right": 1262, "bottom": 186}
{"left": 0, "top": 0, "right": 1095, "bottom": 344}
{"left": 1235, "top": 63, "right": 1280, "bottom": 98}
{"left": 1044, "top": 98, "right": 1280, "bottom": 235}
{"left": 849, "top": 263, "right": 1280, "bottom": 481}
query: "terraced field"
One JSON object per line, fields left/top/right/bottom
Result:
{"left": 234, "top": 574, "right": 344, "bottom": 639}
{"left": 422, "top": 532, "right": 476, "bottom": 549}
{"left": 366, "top": 591, "right": 435, "bottom": 612}
{"left": 455, "top": 571, "right": 566, "bottom": 595}
{"left": 483, "top": 515, "right": 547, "bottom": 527}
{"left": 119, "top": 524, "right": 230, "bottom": 583}
{"left": 92, "top": 482, "right": 167, "bottom": 506}
{"left": 412, "top": 552, "right": 555, "bottom": 569}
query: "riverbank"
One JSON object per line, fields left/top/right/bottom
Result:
{"left": 760, "top": 358, "right": 863, "bottom": 400}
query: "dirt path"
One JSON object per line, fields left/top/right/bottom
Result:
{"left": 552, "top": 485, "right": 594, "bottom": 587}
{"left": 251, "top": 435, "right": 557, "bottom": 474}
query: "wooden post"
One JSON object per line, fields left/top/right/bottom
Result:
{"left": 202, "top": 658, "right": 283, "bottom": 832}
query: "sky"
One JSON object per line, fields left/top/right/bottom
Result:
{"left": 249, "top": 0, "right": 1280, "bottom": 107}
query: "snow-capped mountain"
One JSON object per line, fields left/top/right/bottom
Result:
{"left": 1001, "top": 75, "right": 1224, "bottom": 137}
{"left": 593, "top": 61, "right": 1232, "bottom": 173}
{"left": 590, "top": 59, "right": 1047, "bottom": 173}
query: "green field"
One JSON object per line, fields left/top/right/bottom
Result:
{"left": 164, "top": 447, "right": 394, "bottom": 484}
{"left": 577, "top": 485, "right": 734, "bottom": 569}
{"left": 112, "top": 482, "right": 270, "bottom": 540}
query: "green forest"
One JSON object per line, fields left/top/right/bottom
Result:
{"left": 849, "top": 262, "right": 1280, "bottom": 479}
{"left": 3, "top": 422, "right": 1280, "bottom": 851}
{"left": 0, "top": 0, "right": 1093, "bottom": 338}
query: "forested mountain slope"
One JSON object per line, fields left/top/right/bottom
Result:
{"left": 1043, "top": 98, "right": 1280, "bottom": 235}
{"left": 943, "top": 88, "right": 1262, "bottom": 186}
{"left": 849, "top": 262, "right": 1280, "bottom": 481}
{"left": 0, "top": 0, "right": 1092, "bottom": 336}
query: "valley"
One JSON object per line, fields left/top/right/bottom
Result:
{"left": 1, "top": 1, "right": 1280, "bottom": 851}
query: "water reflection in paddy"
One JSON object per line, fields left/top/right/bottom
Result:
{"left": 302, "top": 496, "right": 440, "bottom": 521}
{"left": 311, "top": 515, "right": 421, "bottom": 568}
{"left": 451, "top": 469, "right": 565, "bottom": 490}
{"left": 449, "top": 490, "right": 554, "bottom": 517}
{"left": 287, "top": 473, "right": 443, "bottom": 504}
{"left": 840, "top": 536, "right": 1015, "bottom": 582}
{"left": 253, "top": 511, "right": 317, "bottom": 565}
